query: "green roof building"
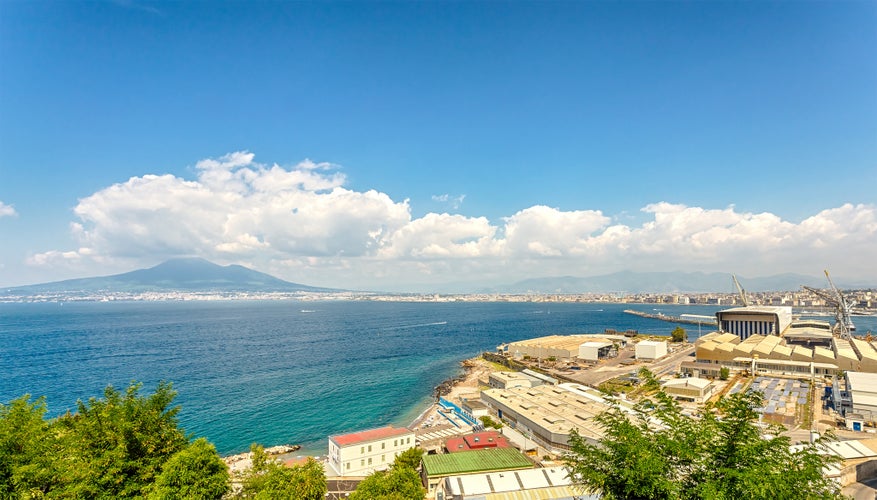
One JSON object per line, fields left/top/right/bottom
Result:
{"left": 420, "top": 448, "right": 534, "bottom": 496}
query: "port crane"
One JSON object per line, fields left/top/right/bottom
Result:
{"left": 801, "top": 269, "right": 856, "bottom": 338}
{"left": 732, "top": 274, "right": 750, "bottom": 306}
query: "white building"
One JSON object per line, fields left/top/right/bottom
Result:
{"left": 663, "top": 377, "right": 714, "bottom": 403}
{"left": 328, "top": 425, "right": 415, "bottom": 476}
{"left": 636, "top": 340, "right": 668, "bottom": 361}
{"left": 579, "top": 341, "right": 613, "bottom": 362}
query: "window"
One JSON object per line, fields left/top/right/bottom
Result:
{"left": 360, "top": 459, "right": 364, "bottom": 466}
{"left": 407, "top": 437, "right": 410, "bottom": 444}
{"left": 381, "top": 442, "right": 385, "bottom": 449}
{"left": 360, "top": 446, "right": 364, "bottom": 454}
{"left": 382, "top": 455, "right": 385, "bottom": 462}
{"left": 368, "top": 445, "right": 372, "bottom": 452}
{"left": 368, "top": 458, "right": 372, "bottom": 465}
{"left": 346, "top": 463, "right": 350, "bottom": 470}
{"left": 394, "top": 439, "right": 397, "bottom": 446}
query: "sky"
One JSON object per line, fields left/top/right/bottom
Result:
{"left": 0, "top": 1, "right": 875, "bottom": 291}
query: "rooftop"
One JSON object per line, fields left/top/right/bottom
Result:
{"left": 422, "top": 448, "right": 533, "bottom": 477}
{"left": 330, "top": 425, "right": 413, "bottom": 447}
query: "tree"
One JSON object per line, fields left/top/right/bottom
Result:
{"left": 1, "top": 382, "right": 230, "bottom": 499}
{"left": 238, "top": 444, "right": 326, "bottom": 500}
{"left": 671, "top": 326, "right": 687, "bottom": 343}
{"left": 392, "top": 446, "right": 424, "bottom": 470}
{"left": 719, "top": 366, "right": 730, "bottom": 381}
{"left": 57, "top": 382, "right": 189, "bottom": 498}
{"left": 479, "top": 415, "right": 502, "bottom": 429}
{"left": 564, "top": 389, "right": 843, "bottom": 500}
{"left": 147, "top": 438, "right": 229, "bottom": 499}
{"left": 0, "top": 395, "right": 60, "bottom": 497}
{"left": 349, "top": 466, "right": 424, "bottom": 500}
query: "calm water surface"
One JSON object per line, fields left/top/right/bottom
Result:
{"left": 2, "top": 301, "right": 874, "bottom": 455}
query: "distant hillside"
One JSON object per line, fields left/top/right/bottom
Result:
{"left": 499, "top": 271, "right": 857, "bottom": 294}
{"left": 3, "top": 258, "right": 340, "bottom": 295}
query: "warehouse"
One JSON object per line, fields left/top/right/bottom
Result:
{"left": 636, "top": 340, "right": 668, "bottom": 361}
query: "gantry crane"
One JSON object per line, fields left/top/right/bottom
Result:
{"left": 801, "top": 269, "right": 856, "bottom": 338}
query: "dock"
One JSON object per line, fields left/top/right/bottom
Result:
{"left": 623, "top": 309, "right": 716, "bottom": 326}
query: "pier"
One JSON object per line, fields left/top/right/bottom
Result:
{"left": 623, "top": 309, "right": 716, "bottom": 326}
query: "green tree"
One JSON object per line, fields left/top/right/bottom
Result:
{"left": 564, "top": 390, "right": 843, "bottom": 500}
{"left": 349, "top": 465, "right": 424, "bottom": 500}
{"left": 719, "top": 366, "right": 730, "bottom": 381}
{"left": 392, "top": 447, "right": 424, "bottom": 470}
{"left": 671, "top": 326, "right": 687, "bottom": 343}
{"left": 0, "top": 395, "right": 61, "bottom": 497}
{"left": 479, "top": 415, "right": 502, "bottom": 429}
{"left": 147, "top": 438, "right": 229, "bottom": 499}
{"left": 57, "top": 382, "right": 189, "bottom": 498}
{"left": 239, "top": 444, "right": 326, "bottom": 500}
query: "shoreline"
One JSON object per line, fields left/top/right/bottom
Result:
{"left": 223, "top": 354, "right": 491, "bottom": 467}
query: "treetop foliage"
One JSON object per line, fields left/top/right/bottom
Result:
{"left": 0, "top": 382, "right": 329, "bottom": 499}
{"left": 564, "top": 388, "right": 844, "bottom": 500}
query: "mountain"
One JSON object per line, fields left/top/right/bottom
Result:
{"left": 2, "top": 258, "right": 340, "bottom": 295}
{"left": 498, "top": 271, "right": 856, "bottom": 294}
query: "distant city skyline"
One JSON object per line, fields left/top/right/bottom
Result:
{"left": 1, "top": 1, "right": 875, "bottom": 289}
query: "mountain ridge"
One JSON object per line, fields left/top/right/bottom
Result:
{"left": 2, "top": 258, "right": 339, "bottom": 295}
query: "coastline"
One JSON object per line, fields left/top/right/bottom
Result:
{"left": 223, "top": 354, "right": 491, "bottom": 469}
{"left": 408, "top": 356, "right": 491, "bottom": 431}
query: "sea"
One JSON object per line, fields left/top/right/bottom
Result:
{"left": 2, "top": 300, "right": 875, "bottom": 456}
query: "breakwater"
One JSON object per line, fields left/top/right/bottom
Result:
{"left": 623, "top": 309, "right": 716, "bottom": 326}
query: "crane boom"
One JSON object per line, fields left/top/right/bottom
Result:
{"left": 732, "top": 274, "right": 749, "bottom": 306}
{"left": 801, "top": 269, "right": 855, "bottom": 338}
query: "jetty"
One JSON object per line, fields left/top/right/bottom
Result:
{"left": 623, "top": 309, "right": 716, "bottom": 326}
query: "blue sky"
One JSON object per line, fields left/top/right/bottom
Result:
{"left": 1, "top": 1, "right": 875, "bottom": 290}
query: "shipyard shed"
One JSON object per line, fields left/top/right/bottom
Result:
{"left": 579, "top": 341, "right": 613, "bottom": 362}
{"left": 663, "top": 377, "right": 714, "bottom": 403}
{"left": 853, "top": 340, "right": 877, "bottom": 372}
{"left": 442, "top": 466, "right": 599, "bottom": 500}
{"left": 636, "top": 340, "right": 668, "bottom": 360}
{"left": 846, "top": 372, "right": 877, "bottom": 422}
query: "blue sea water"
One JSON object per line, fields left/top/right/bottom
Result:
{"left": 2, "top": 301, "right": 874, "bottom": 456}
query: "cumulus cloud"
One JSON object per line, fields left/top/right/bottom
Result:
{"left": 0, "top": 201, "right": 17, "bottom": 217}
{"left": 27, "top": 152, "right": 877, "bottom": 287}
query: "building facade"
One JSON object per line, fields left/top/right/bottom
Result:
{"left": 328, "top": 425, "right": 415, "bottom": 476}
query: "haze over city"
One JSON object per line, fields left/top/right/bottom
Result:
{"left": 1, "top": 1, "right": 875, "bottom": 291}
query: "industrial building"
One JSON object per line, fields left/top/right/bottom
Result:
{"left": 841, "top": 372, "right": 877, "bottom": 424}
{"left": 636, "top": 340, "right": 668, "bottom": 361}
{"left": 444, "top": 431, "right": 510, "bottom": 453}
{"left": 327, "top": 425, "right": 415, "bottom": 476}
{"left": 420, "top": 448, "right": 534, "bottom": 497}
{"left": 685, "top": 330, "right": 877, "bottom": 378}
{"left": 662, "top": 377, "right": 714, "bottom": 403}
{"left": 479, "top": 383, "right": 624, "bottom": 453}
{"left": 579, "top": 341, "right": 614, "bottom": 362}
{"left": 488, "top": 371, "right": 542, "bottom": 390}
{"left": 442, "top": 466, "right": 599, "bottom": 500}
{"left": 715, "top": 306, "right": 793, "bottom": 339}
{"left": 508, "top": 334, "right": 626, "bottom": 361}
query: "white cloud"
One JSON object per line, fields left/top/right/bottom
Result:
{"left": 432, "top": 194, "right": 466, "bottom": 210}
{"left": 27, "top": 152, "right": 877, "bottom": 287}
{"left": 0, "top": 201, "right": 17, "bottom": 217}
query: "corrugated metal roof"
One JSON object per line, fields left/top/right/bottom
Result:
{"left": 423, "top": 448, "right": 533, "bottom": 477}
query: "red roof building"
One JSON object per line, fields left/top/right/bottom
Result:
{"left": 444, "top": 431, "right": 510, "bottom": 453}
{"left": 328, "top": 426, "right": 416, "bottom": 476}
